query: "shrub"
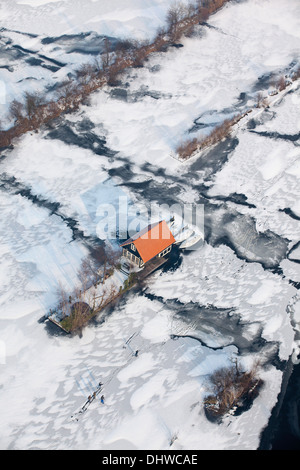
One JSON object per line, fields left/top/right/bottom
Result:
{"left": 60, "top": 301, "right": 92, "bottom": 333}
{"left": 176, "top": 137, "right": 199, "bottom": 159}
{"left": 204, "top": 360, "right": 263, "bottom": 421}
{"left": 176, "top": 113, "right": 242, "bottom": 160}
{"left": 9, "top": 99, "right": 24, "bottom": 124}
{"left": 256, "top": 91, "right": 267, "bottom": 108}
{"left": 276, "top": 75, "right": 287, "bottom": 92}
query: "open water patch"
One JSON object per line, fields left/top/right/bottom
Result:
{"left": 46, "top": 118, "right": 117, "bottom": 158}
{"left": 0, "top": 173, "right": 100, "bottom": 247}
{"left": 119, "top": 179, "right": 183, "bottom": 208}
{"left": 202, "top": 191, "right": 256, "bottom": 209}
{"left": 41, "top": 32, "right": 119, "bottom": 56}
{"left": 144, "top": 293, "right": 281, "bottom": 366}
{"left": 110, "top": 84, "right": 172, "bottom": 103}
{"left": 259, "top": 358, "right": 300, "bottom": 450}
{"left": 250, "top": 129, "right": 300, "bottom": 143}
{"left": 280, "top": 208, "right": 300, "bottom": 222}
{"left": 287, "top": 241, "right": 300, "bottom": 265}
{"left": 187, "top": 136, "right": 240, "bottom": 180}
{"left": 203, "top": 204, "right": 289, "bottom": 270}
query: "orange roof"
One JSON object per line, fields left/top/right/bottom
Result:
{"left": 120, "top": 220, "right": 175, "bottom": 264}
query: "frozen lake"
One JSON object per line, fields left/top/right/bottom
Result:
{"left": 0, "top": 0, "right": 300, "bottom": 450}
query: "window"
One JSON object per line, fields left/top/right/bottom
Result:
{"left": 160, "top": 246, "right": 172, "bottom": 257}
{"left": 130, "top": 253, "right": 140, "bottom": 265}
{"left": 131, "top": 243, "right": 136, "bottom": 252}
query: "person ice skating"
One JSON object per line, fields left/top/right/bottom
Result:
{"left": 134, "top": 350, "right": 139, "bottom": 357}
{"left": 100, "top": 395, "right": 104, "bottom": 404}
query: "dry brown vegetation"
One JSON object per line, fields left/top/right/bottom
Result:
{"left": 255, "top": 91, "right": 268, "bottom": 108}
{"left": 51, "top": 244, "right": 122, "bottom": 334}
{"left": 0, "top": 0, "right": 231, "bottom": 150}
{"left": 277, "top": 76, "right": 287, "bottom": 92}
{"left": 176, "top": 112, "right": 245, "bottom": 160}
{"left": 204, "top": 360, "right": 263, "bottom": 420}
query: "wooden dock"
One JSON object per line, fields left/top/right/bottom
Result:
{"left": 137, "top": 256, "right": 168, "bottom": 281}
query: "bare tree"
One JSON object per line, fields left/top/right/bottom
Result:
{"left": 204, "top": 360, "right": 263, "bottom": 419}
{"left": 69, "top": 300, "right": 91, "bottom": 333}
{"left": 277, "top": 75, "right": 286, "bottom": 92}
{"left": 166, "top": 2, "right": 185, "bottom": 42}
{"left": 45, "top": 100, "right": 60, "bottom": 120}
{"left": 93, "top": 56, "right": 103, "bottom": 76}
{"left": 115, "top": 39, "right": 135, "bottom": 57}
{"left": 56, "top": 283, "right": 71, "bottom": 319}
{"left": 76, "top": 63, "right": 96, "bottom": 85}
{"left": 24, "top": 92, "right": 44, "bottom": 124}
{"left": 196, "top": 3, "right": 210, "bottom": 23}
{"left": 176, "top": 137, "right": 198, "bottom": 160}
{"left": 102, "top": 37, "right": 112, "bottom": 72}
{"left": 9, "top": 99, "right": 24, "bottom": 123}
{"left": 130, "top": 39, "right": 151, "bottom": 67}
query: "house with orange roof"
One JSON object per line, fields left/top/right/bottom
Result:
{"left": 120, "top": 220, "right": 175, "bottom": 269}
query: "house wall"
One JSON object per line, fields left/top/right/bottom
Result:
{"left": 122, "top": 247, "right": 143, "bottom": 267}
{"left": 122, "top": 242, "right": 173, "bottom": 268}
